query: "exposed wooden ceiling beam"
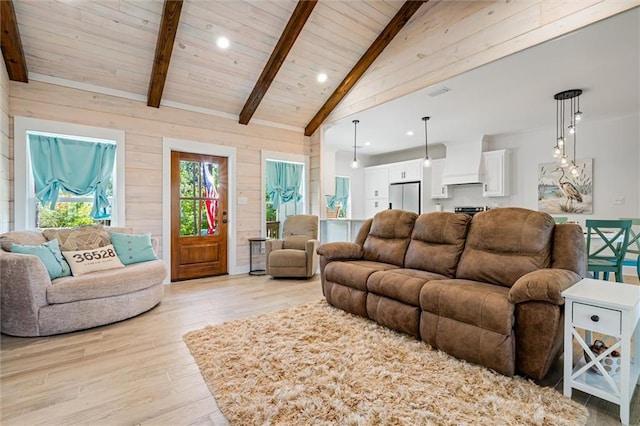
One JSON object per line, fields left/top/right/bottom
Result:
{"left": 1, "top": 0, "right": 28, "bottom": 83}
{"left": 147, "top": 0, "right": 184, "bottom": 108}
{"left": 239, "top": 0, "right": 318, "bottom": 125}
{"left": 304, "top": 0, "right": 427, "bottom": 137}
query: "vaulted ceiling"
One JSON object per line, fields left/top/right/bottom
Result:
{"left": 2, "top": 0, "right": 637, "bottom": 138}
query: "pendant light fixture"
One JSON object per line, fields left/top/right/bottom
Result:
{"left": 422, "top": 116, "right": 431, "bottom": 167}
{"left": 552, "top": 89, "right": 583, "bottom": 176}
{"left": 350, "top": 119, "right": 360, "bottom": 169}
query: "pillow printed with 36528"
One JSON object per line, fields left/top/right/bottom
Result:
{"left": 62, "top": 244, "right": 125, "bottom": 276}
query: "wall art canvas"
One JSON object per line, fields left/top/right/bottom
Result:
{"left": 538, "top": 158, "right": 593, "bottom": 214}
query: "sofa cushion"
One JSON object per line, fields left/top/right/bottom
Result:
{"left": 110, "top": 232, "right": 158, "bottom": 265}
{"left": 367, "top": 269, "right": 447, "bottom": 306}
{"left": 11, "top": 239, "right": 71, "bottom": 280}
{"left": 325, "top": 260, "right": 398, "bottom": 291}
{"left": 363, "top": 210, "right": 417, "bottom": 267}
{"left": 268, "top": 249, "right": 306, "bottom": 267}
{"left": 0, "top": 230, "right": 47, "bottom": 252}
{"left": 405, "top": 212, "right": 471, "bottom": 277}
{"left": 47, "top": 259, "right": 167, "bottom": 304}
{"left": 43, "top": 225, "right": 111, "bottom": 251}
{"left": 62, "top": 245, "right": 125, "bottom": 276}
{"left": 456, "top": 208, "right": 555, "bottom": 287}
{"left": 420, "top": 279, "right": 514, "bottom": 335}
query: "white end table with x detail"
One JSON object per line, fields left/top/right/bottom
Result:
{"left": 562, "top": 278, "right": 640, "bottom": 425}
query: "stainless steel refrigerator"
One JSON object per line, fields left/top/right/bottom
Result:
{"left": 388, "top": 181, "right": 420, "bottom": 214}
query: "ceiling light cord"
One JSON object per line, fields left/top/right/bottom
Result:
{"left": 351, "top": 119, "right": 360, "bottom": 169}
{"left": 422, "top": 116, "right": 431, "bottom": 167}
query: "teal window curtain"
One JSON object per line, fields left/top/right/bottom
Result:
{"left": 29, "top": 135, "right": 116, "bottom": 219}
{"left": 265, "top": 161, "right": 303, "bottom": 210}
{"left": 326, "top": 177, "right": 349, "bottom": 212}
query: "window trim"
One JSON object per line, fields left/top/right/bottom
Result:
{"left": 14, "top": 117, "right": 126, "bottom": 229}
{"left": 261, "top": 151, "right": 309, "bottom": 238}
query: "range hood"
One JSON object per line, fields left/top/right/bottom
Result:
{"left": 441, "top": 139, "right": 487, "bottom": 185}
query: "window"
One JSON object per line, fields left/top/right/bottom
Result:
{"left": 262, "top": 152, "right": 308, "bottom": 239}
{"left": 28, "top": 132, "right": 117, "bottom": 228}
{"left": 14, "top": 117, "right": 125, "bottom": 230}
{"left": 326, "top": 176, "right": 350, "bottom": 218}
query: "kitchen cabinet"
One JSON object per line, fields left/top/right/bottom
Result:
{"left": 364, "top": 166, "right": 389, "bottom": 199}
{"left": 482, "top": 150, "right": 509, "bottom": 197}
{"left": 430, "top": 159, "right": 449, "bottom": 199}
{"left": 365, "top": 198, "right": 389, "bottom": 218}
{"left": 388, "top": 159, "right": 422, "bottom": 183}
{"left": 364, "top": 166, "right": 389, "bottom": 218}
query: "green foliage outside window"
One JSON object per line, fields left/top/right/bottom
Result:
{"left": 265, "top": 189, "right": 277, "bottom": 222}
{"left": 37, "top": 202, "right": 95, "bottom": 228}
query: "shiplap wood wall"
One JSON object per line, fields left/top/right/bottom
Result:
{"left": 328, "top": 0, "right": 639, "bottom": 123}
{"left": 8, "top": 80, "right": 308, "bottom": 270}
{"left": 0, "top": 64, "right": 10, "bottom": 233}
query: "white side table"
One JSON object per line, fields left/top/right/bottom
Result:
{"left": 562, "top": 278, "right": 640, "bottom": 425}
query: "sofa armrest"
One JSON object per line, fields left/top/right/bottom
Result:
{"left": 316, "top": 242, "right": 363, "bottom": 261}
{"left": 0, "top": 250, "right": 51, "bottom": 336}
{"left": 305, "top": 239, "right": 319, "bottom": 276}
{"left": 508, "top": 268, "right": 581, "bottom": 305}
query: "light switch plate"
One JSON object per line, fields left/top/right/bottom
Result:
{"left": 238, "top": 197, "right": 248, "bottom": 205}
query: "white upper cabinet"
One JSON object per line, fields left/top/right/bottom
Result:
{"left": 482, "top": 150, "right": 509, "bottom": 197}
{"left": 364, "top": 166, "right": 389, "bottom": 218}
{"left": 388, "top": 159, "right": 423, "bottom": 183}
{"left": 364, "top": 166, "right": 389, "bottom": 199}
{"left": 430, "top": 159, "right": 449, "bottom": 199}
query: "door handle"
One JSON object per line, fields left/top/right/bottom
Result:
{"left": 441, "top": 187, "right": 444, "bottom": 194}
{"left": 484, "top": 184, "right": 488, "bottom": 191}
{"left": 374, "top": 201, "right": 378, "bottom": 207}
{"left": 374, "top": 190, "right": 378, "bottom": 197}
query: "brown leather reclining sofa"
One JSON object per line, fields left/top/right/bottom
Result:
{"left": 317, "top": 207, "right": 586, "bottom": 380}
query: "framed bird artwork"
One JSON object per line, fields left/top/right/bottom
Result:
{"left": 537, "top": 158, "right": 593, "bottom": 214}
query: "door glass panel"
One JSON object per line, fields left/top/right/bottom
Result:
{"left": 180, "top": 160, "right": 199, "bottom": 197}
{"left": 201, "top": 162, "right": 219, "bottom": 235}
{"left": 180, "top": 200, "right": 198, "bottom": 236}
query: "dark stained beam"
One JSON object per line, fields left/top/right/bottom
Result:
{"left": 304, "top": 1, "right": 427, "bottom": 136}
{"left": 147, "top": 0, "right": 184, "bottom": 108}
{"left": 1, "top": 0, "right": 28, "bottom": 83}
{"left": 239, "top": 0, "right": 318, "bottom": 125}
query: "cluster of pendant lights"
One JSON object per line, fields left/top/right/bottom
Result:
{"left": 350, "top": 116, "right": 433, "bottom": 169}
{"left": 552, "top": 89, "right": 583, "bottom": 177}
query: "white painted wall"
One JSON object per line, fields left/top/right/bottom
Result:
{"left": 343, "top": 113, "right": 639, "bottom": 221}
{"left": 490, "top": 113, "right": 640, "bottom": 223}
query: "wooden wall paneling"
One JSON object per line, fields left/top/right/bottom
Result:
{"left": 0, "top": 61, "right": 12, "bottom": 232}
{"left": 329, "top": 0, "right": 533, "bottom": 114}
{"left": 11, "top": 82, "right": 304, "bottom": 147}
{"left": 9, "top": 80, "right": 307, "bottom": 269}
{"left": 9, "top": 81, "right": 304, "bottom": 143}
{"left": 327, "top": 0, "right": 638, "bottom": 123}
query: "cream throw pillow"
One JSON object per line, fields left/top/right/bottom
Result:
{"left": 62, "top": 244, "right": 125, "bottom": 276}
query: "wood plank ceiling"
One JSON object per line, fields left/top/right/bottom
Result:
{"left": 7, "top": 0, "right": 412, "bottom": 133}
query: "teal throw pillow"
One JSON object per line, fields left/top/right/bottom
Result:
{"left": 11, "top": 239, "right": 72, "bottom": 280}
{"left": 110, "top": 232, "right": 158, "bottom": 265}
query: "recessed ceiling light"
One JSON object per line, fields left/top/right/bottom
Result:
{"left": 317, "top": 73, "right": 327, "bottom": 83}
{"left": 364, "top": 141, "right": 371, "bottom": 146}
{"left": 406, "top": 131, "right": 414, "bottom": 136}
{"left": 216, "top": 36, "right": 230, "bottom": 49}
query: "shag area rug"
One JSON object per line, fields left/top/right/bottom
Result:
{"left": 183, "top": 300, "right": 588, "bottom": 425}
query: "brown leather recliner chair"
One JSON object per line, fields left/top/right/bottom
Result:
{"left": 265, "top": 215, "right": 319, "bottom": 278}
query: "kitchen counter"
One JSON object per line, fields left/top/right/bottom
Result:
{"left": 319, "top": 218, "right": 368, "bottom": 243}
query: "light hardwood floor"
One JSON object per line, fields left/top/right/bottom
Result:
{"left": 1, "top": 274, "right": 638, "bottom": 425}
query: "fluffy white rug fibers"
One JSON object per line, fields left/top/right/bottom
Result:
{"left": 183, "top": 300, "right": 587, "bottom": 425}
